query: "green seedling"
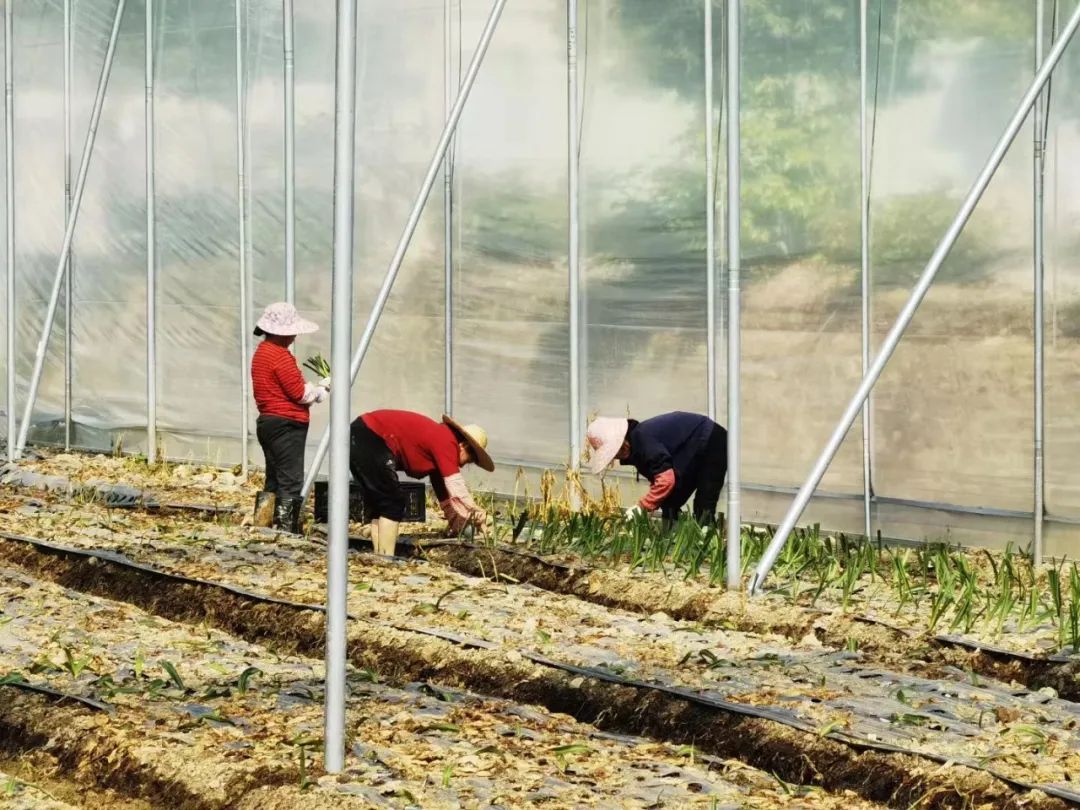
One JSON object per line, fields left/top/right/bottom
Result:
{"left": 551, "top": 743, "right": 592, "bottom": 773}
{"left": 61, "top": 646, "right": 92, "bottom": 679}
{"left": 159, "top": 660, "right": 186, "bottom": 692}
{"left": 236, "top": 666, "right": 262, "bottom": 695}
{"left": 427, "top": 723, "right": 461, "bottom": 734}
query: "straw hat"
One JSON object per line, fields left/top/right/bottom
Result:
{"left": 254, "top": 302, "right": 319, "bottom": 337}
{"left": 585, "top": 416, "right": 629, "bottom": 475}
{"left": 442, "top": 415, "right": 495, "bottom": 472}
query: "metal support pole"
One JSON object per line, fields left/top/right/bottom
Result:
{"left": 145, "top": 0, "right": 156, "bottom": 463}
{"left": 859, "top": 0, "right": 871, "bottom": 540}
{"left": 63, "top": 0, "right": 73, "bottom": 450}
{"left": 750, "top": 1, "right": 1080, "bottom": 595}
{"left": 300, "top": 0, "right": 510, "bottom": 500}
{"left": 705, "top": 0, "right": 716, "bottom": 420}
{"left": 568, "top": 0, "right": 581, "bottom": 503}
{"left": 283, "top": 0, "right": 295, "bottom": 306}
{"left": 15, "top": 0, "right": 127, "bottom": 458}
{"left": 1034, "top": 0, "right": 1046, "bottom": 565}
{"left": 725, "top": 0, "right": 740, "bottom": 589}
{"left": 4, "top": 0, "right": 13, "bottom": 462}
{"left": 234, "top": 0, "right": 249, "bottom": 476}
{"left": 443, "top": 0, "right": 454, "bottom": 415}
{"left": 324, "top": 0, "right": 356, "bottom": 773}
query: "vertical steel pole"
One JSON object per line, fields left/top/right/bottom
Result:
{"left": 283, "top": 0, "right": 295, "bottom": 306}
{"left": 750, "top": 1, "right": 1080, "bottom": 594}
{"left": 859, "top": 0, "right": 872, "bottom": 540}
{"left": 568, "top": 0, "right": 581, "bottom": 501}
{"left": 725, "top": 0, "right": 741, "bottom": 589}
{"left": 443, "top": 0, "right": 454, "bottom": 415}
{"left": 705, "top": 0, "right": 716, "bottom": 420}
{"left": 1033, "top": 0, "right": 1046, "bottom": 565}
{"left": 443, "top": 0, "right": 455, "bottom": 415}
{"left": 63, "top": 0, "right": 73, "bottom": 450}
{"left": 4, "top": 0, "right": 13, "bottom": 462}
{"left": 15, "top": 0, "right": 127, "bottom": 458}
{"left": 300, "top": 0, "right": 510, "bottom": 500}
{"left": 146, "top": 0, "right": 157, "bottom": 463}
{"left": 325, "top": 0, "right": 357, "bottom": 774}
{"left": 234, "top": 0, "right": 250, "bottom": 476}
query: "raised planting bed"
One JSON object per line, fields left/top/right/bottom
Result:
{"left": 0, "top": 567, "right": 884, "bottom": 810}
{"left": 0, "top": 497, "right": 1075, "bottom": 809}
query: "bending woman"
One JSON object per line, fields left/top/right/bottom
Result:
{"left": 349, "top": 409, "right": 495, "bottom": 556}
{"left": 586, "top": 411, "right": 727, "bottom": 525}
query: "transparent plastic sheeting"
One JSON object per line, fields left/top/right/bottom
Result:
{"left": 3, "top": 1, "right": 1079, "bottom": 551}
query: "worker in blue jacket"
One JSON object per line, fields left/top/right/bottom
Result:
{"left": 586, "top": 411, "right": 727, "bottom": 524}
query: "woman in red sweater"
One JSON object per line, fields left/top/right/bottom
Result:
{"left": 250, "top": 302, "right": 329, "bottom": 532}
{"left": 350, "top": 410, "right": 495, "bottom": 556}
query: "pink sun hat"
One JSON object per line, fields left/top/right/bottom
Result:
{"left": 586, "top": 416, "right": 629, "bottom": 475}
{"left": 253, "top": 302, "right": 319, "bottom": 337}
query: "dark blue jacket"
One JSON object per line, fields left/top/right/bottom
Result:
{"left": 620, "top": 412, "right": 719, "bottom": 511}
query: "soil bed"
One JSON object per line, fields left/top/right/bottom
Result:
{"left": 0, "top": 566, "right": 847, "bottom": 809}
{"left": 0, "top": 499, "right": 1073, "bottom": 809}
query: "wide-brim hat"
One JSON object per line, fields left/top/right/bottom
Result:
{"left": 586, "top": 416, "right": 629, "bottom": 475}
{"left": 254, "top": 302, "right": 319, "bottom": 337}
{"left": 442, "top": 414, "right": 495, "bottom": 472}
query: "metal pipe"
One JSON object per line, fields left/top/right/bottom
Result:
{"left": 301, "top": 0, "right": 510, "bottom": 500}
{"left": 568, "top": 0, "right": 581, "bottom": 506}
{"left": 63, "top": 0, "right": 73, "bottom": 450}
{"left": 725, "top": 0, "right": 740, "bottom": 590}
{"left": 324, "top": 0, "right": 357, "bottom": 773}
{"left": 234, "top": 0, "right": 249, "bottom": 476}
{"left": 145, "top": 0, "right": 156, "bottom": 464}
{"left": 14, "top": 0, "right": 127, "bottom": 458}
{"left": 859, "top": 0, "right": 871, "bottom": 541}
{"left": 749, "top": 0, "right": 1080, "bottom": 595}
{"left": 1034, "top": 0, "right": 1046, "bottom": 566}
{"left": 283, "top": 0, "right": 295, "bottom": 305}
{"left": 443, "top": 0, "right": 454, "bottom": 415}
{"left": 705, "top": 0, "right": 716, "bottom": 420}
{"left": 5, "top": 0, "right": 14, "bottom": 462}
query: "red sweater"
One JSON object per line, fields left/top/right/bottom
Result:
{"left": 251, "top": 341, "right": 311, "bottom": 423}
{"left": 360, "top": 410, "right": 460, "bottom": 483}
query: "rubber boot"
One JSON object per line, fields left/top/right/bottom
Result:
{"left": 253, "top": 491, "right": 276, "bottom": 528}
{"left": 369, "top": 520, "right": 380, "bottom": 550}
{"left": 375, "top": 517, "right": 400, "bottom": 557}
{"left": 274, "top": 496, "right": 303, "bottom": 534}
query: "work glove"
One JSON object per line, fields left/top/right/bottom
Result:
{"left": 313, "top": 386, "right": 329, "bottom": 404}
{"left": 624, "top": 505, "right": 646, "bottom": 522}
{"left": 320, "top": 376, "right": 332, "bottom": 392}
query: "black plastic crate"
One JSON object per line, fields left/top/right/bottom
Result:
{"left": 313, "top": 479, "right": 426, "bottom": 524}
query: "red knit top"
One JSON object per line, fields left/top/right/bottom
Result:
{"left": 360, "top": 410, "right": 460, "bottom": 481}
{"left": 251, "top": 341, "right": 311, "bottom": 423}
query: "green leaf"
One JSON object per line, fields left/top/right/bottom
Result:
{"left": 159, "top": 660, "right": 185, "bottom": 691}
{"left": 550, "top": 743, "right": 592, "bottom": 756}
{"left": 427, "top": 723, "right": 461, "bottom": 734}
{"left": 0, "top": 671, "right": 27, "bottom": 686}
{"left": 236, "top": 666, "right": 262, "bottom": 695}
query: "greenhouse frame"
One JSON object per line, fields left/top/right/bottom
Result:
{"left": 7, "top": 0, "right": 1080, "bottom": 791}
{"left": 3, "top": 0, "right": 1079, "bottom": 578}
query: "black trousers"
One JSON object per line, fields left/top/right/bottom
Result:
{"left": 660, "top": 423, "right": 728, "bottom": 524}
{"left": 257, "top": 415, "right": 308, "bottom": 501}
{"left": 349, "top": 418, "right": 406, "bottom": 522}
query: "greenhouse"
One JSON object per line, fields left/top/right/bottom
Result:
{"left": 1, "top": 0, "right": 1080, "bottom": 807}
